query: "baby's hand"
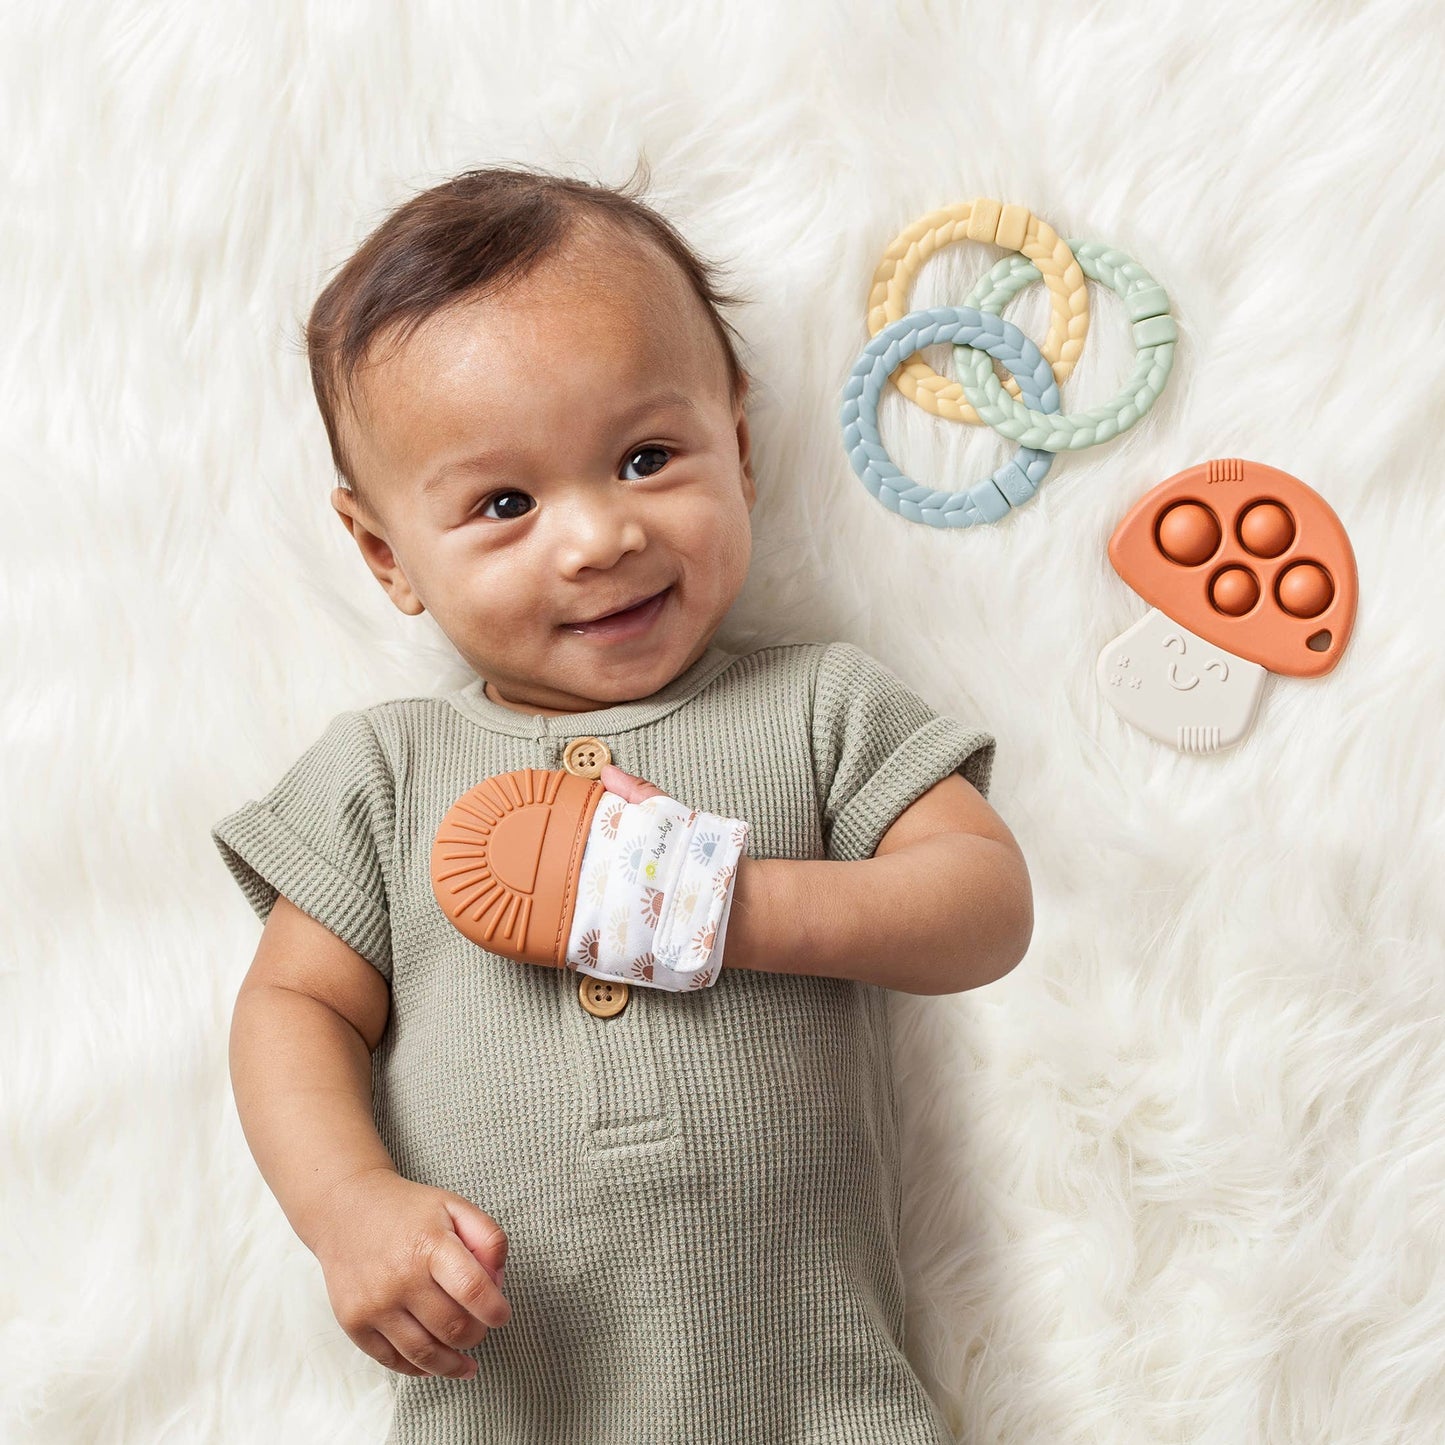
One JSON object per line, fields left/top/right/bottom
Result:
{"left": 572, "top": 765, "right": 750, "bottom": 990}
{"left": 308, "top": 1168, "right": 511, "bottom": 1381}
{"left": 431, "top": 765, "right": 749, "bottom": 989}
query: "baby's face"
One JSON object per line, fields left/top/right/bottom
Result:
{"left": 333, "top": 225, "right": 755, "bottom": 716}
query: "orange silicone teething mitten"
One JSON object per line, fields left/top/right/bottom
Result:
{"left": 431, "top": 767, "right": 750, "bottom": 991}
{"left": 430, "top": 768, "right": 605, "bottom": 969}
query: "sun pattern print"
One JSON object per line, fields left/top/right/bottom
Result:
{"left": 599, "top": 799, "right": 627, "bottom": 840}
{"left": 640, "top": 886, "right": 665, "bottom": 928}
{"left": 654, "top": 942, "right": 686, "bottom": 973}
{"left": 621, "top": 842, "right": 648, "bottom": 884}
{"left": 607, "top": 904, "right": 631, "bottom": 955}
{"left": 690, "top": 919, "right": 717, "bottom": 963}
{"left": 584, "top": 859, "right": 610, "bottom": 907}
{"left": 567, "top": 928, "right": 601, "bottom": 972}
{"left": 563, "top": 787, "right": 750, "bottom": 994}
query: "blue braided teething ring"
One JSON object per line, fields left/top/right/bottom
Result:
{"left": 952, "top": 240, "right": 1177, "bottom": 450}
{"left": 840, "top": 306, "right": 1062, "bottom": 527}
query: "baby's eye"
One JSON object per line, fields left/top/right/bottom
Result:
{"left": 621, "top": 445, "right": 671, "bottom": 480}
{"left": 474, "top": 490, "right": 535, "bottom": 522}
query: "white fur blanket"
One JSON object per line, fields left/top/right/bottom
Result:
{"left": 4, "top": 3, "right": 1443, "bottom": 1441}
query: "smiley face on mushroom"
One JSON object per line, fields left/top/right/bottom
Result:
{"left": 1097, "top": 459, "right": 1358, "bottom": 752}
{"left": 1146, "top": 626, "right": 1232, "bottom": 692}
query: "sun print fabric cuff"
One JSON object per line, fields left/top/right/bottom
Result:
{"left": 564, "top": 792, "right": 749, "bottom": 992}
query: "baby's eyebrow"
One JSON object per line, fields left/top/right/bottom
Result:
{"left": 421, "top": 390, "right": 697, "bottom": 494}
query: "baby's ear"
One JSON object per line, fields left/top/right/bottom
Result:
{"left": 733, "top": 405, "right": 756, "bottom": 509}
{"left": 330, "top": 487, "right": 426, "bottom": 616}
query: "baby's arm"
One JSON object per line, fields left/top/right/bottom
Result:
{"left": 741, "top": 772, "right": 1030, "bottom": 993}
{"left": 601, "top": 762, "right": 1030, "bottom": 995}
{"left": 730, "top": 772, "right": 1030, "bottom": 995}
{"left": 229, "top": 894, "right": 511, "bottom": 1380}
{"left": 229, "top": 894, "right": 397, "bottom": 1247}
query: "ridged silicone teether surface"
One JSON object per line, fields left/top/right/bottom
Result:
{"left": 951, "top": 240, "right": 1177, "bottom": 450}
{"left": 430, "top": 768, "right": 605, "bottom": 968}
{"left": 866, "top": 200, "right": 1089, "bottom": 423}
{"left": 840, "top": 305, "right": 1061, "bottom": 526}
{"left": 1107, "top": 459, "right": 1357, "bottom": 677}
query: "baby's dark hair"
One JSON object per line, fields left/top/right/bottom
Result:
{"left": 303, "top": 161, "right": 751, "bottom": 514}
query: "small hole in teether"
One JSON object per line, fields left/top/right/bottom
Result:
{"left": 1306, "top": 630, "right": 1332, "bottom": 651}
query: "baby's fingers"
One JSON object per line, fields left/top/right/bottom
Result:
{"left": 430, "top": 1229, "right": 513, "bottom": 1331}
{"left": 355, "top": 1324, "right": 429, "bottom": 1378}
{"left": 380, "top": 1307, "right": 480, "bottom": 1381}
{"left": 600, "top": 763, "right": 665, "bottom": 803}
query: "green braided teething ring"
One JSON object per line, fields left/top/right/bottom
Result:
{"left": 952, "top": 240, "right": 1177, "bottom": 451}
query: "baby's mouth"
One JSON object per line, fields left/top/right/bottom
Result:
{"left": 560, "top": 586, "right": 672, "bottom": 628}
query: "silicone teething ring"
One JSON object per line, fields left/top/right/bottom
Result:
{"left": 952, "top": 240, "right": 1177, "bottom": 450}
{"left": 840, "top": 305, "right": 1062, "bottom": 527}
{"left": 866, "top": 201, "right": 1089, "bottom": 424}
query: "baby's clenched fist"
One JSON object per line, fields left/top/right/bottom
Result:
{"left": 308, "top": 1167, "right": 511, "bottom": 1381}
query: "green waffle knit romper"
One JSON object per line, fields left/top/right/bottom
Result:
{"left": 211, "top": 639, "right": 996, "bottom": 1445}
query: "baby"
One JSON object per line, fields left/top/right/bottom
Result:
{"left": 212, "top": 164, "right": 1032, "bottom": 1445}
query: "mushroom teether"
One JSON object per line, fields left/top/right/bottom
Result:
{"left": 1097, "top": 458, "right": 1358, "bottom": 752}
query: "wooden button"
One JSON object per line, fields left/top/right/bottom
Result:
{"left": 561, "top": 736, "right": 611, "bottom": 778}
{"left": 578, "top": 974, "right": 629, "bottom": 1017}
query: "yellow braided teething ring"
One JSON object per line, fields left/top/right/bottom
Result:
{"left": 866, "top": 200, "right": 1090, "bottom": 424}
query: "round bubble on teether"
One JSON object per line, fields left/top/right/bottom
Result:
{"left": 1157, "top": 502, "right": 1221, "bottom": 566}
{"left": 1209, "top": 566, "right": 1260, "bottom": 616}
{"left": 1276, "top": 562, "right": 1334, "bottom": 618}
{"left": 1238, "top": 502, "right": 1295, "bottom": 557}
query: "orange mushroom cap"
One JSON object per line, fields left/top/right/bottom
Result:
{"left": 1107, "top": 458, "right": 1357, "bottom": 679}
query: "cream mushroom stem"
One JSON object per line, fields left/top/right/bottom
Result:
{"left": 1096, "top": 606, "right": 1269, "bottom": 754}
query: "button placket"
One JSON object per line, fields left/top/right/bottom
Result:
{"left": 558, "top": 734, "right": 678, "bottom": 1154}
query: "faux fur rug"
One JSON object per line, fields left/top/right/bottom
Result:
{"left": 5, "top": 3, "right": 1443, "bottom": 1441}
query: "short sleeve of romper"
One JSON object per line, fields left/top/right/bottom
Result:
{"left": 811, "top": 640, "right": 997, "bottom": 862}
{"left": 209, "top": 709, "right": 395, "bottom": 981}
